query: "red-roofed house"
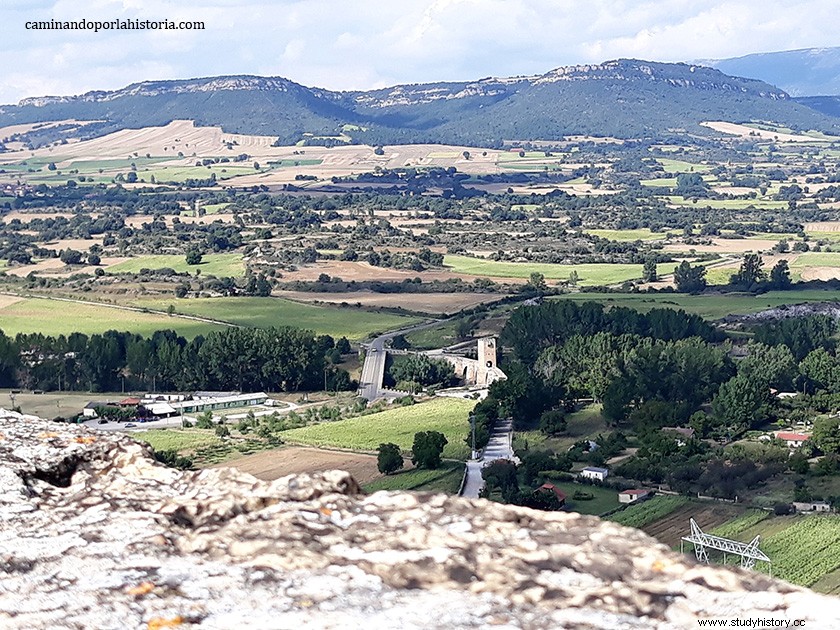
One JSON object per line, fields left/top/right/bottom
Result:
{"left": 538, "top": 483, "right": 567, "bottom": 507}
{"left": 118, "top": 397, "right": 142, "bottom": 407}
{"left": 775, "top": 432, "right": 810, "bottom": 448}
{"left": 618, "top": 489, "right": 652, "bottom": 504}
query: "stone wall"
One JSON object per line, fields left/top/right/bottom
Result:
{"left": 1, "top": 409, "right": 837, "bottom": 629}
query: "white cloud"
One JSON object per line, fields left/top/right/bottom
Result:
{"left": 1, "top": 0, "right": 838, "bottom": 104}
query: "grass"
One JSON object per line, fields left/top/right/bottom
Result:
{"left": 280, "top": 397, "right": 473, "bottom": 460}
{"left": 135, "top": 428, "right": 224, "bottom": 453}
{"left": 662, "top": 196, "right": 788, "bottom": 209}
{"left": 639, "top": 177, "right": 678, "bottom": 187}
{"left": 201, "top": 203, "right": 230, "bottom": 214}
{"left": 108, "top": 253, "right": 245, "bottom": 277}
{"left": 134, "top": 297, "right": 421, "bottom": 341}
{"left": 0, "top": 297, "right": 221, "bottom": 338}
{"left": 403, "top": 320, "right": 460, "bottom": 350}
{"left": 709, "top": 510, "right": 770, "bottom": 539}
{"left": 608, "top": 496, "right": 689, "bottom": 528}
{"left": 584, "top": 228, "right": 665, "bottom": 242}
{"left": 444, "top": 254, "right": 673, "bottom": 285}
{"left": 790, "top": 252, "right": 840, "bottom": 268}
{"left": 551, "top": 289, "right": 840, "bottom": 321}
{"left": 515, "top": 403, "right": 609, "bottom": 452}
{"left": 266, "top": 159, "right": 323, "bottom": 167}
{"left": 657, "top": 159, "right": 712, "bottom": 173}
{"left": 545, "top": 481, "right": 620, "bottom": 516}
{"left": 363, "top": 461, "right": 463, "bottom": 493}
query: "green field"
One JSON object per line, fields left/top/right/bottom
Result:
{"left": 135, "top": 428, "right": 224, "bottom": 453}
{"left": 0, "top": 297, "right": 221, "bottom": 338}
{"left": 139, "top": 164, "right": 257, "bottom": 183}
{"left": 584, "top": 228, "right": 666, "bottom": 242}
{"left": 266, "top": 159, "right": 324, "bottom": 167}
{"left": 791, "top": 252, "right": 840, "bottom": 269}
{"left": 134, "top": 297, "right": 420, "bottom": 341}
{"left": 608, "top": 495, "right": 689, "bottom": 528}
{"left": 546, "top": 481, "right": 620, "bottom": 516}
{"left": 201, "top": 203, "right": 230, "bottom": 214}
{"left": 657, "top": 159, "right": 712, "bottom": 173}
{"left": 703, "top": 514, "right": 840, "bottom": 590}
{"left": 515, "top": 404, "right": 609, "bottom": 453}
{"left": 107, "top": 253, "right": 245, "bottom": 277}
{"left": 444, "top": 255, "right": 673, "bottom": 285}
{"left": 662, "top": 196, "right": 788, "bottom": 209}
{"left": 363, "top": 461, "right": 463, "bottom": 493}
{"left": 639, "top": 177, "right": 678, "bottom": 187}
{"left": 552, "top": 289, "right": 840, "bottom": 320}
{"left": 280, "top": 397, "right": 473, "bottom": 460}
{"left": 709, "top": 509, "right": 769, "bottom": 538}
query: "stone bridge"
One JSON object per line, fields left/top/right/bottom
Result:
{"left": 434, "top": 337, "right": 505, "bottom": 387}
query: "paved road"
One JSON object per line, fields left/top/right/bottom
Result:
{"left": 357, "top": 320, "right": 446, "bottom": 401}
{"left": 460, "top": 418, "right": 515, "bottom": 499}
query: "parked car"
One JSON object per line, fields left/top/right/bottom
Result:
{"left": 97, "top": 419, "right": 108, "bottom": 424}
{"left": 125, "top": 423, "right": 136, "bottom": 428}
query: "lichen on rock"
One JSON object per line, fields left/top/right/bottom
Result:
{"left": 0, "top": 409, "right": 837, "bottom": 629}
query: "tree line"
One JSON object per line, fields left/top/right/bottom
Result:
{"left": 0, "top": 327, "right": 353, "bottom": 394}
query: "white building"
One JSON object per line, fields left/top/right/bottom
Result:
{"left": 618, "top": 489, "right": 651, "bottom": 504}
{"left": 580, "top": 467, "right": 609, "bottom": 482}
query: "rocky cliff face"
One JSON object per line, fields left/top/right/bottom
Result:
{"left": 1, "top": 409, "right": 836, "bottom": 629}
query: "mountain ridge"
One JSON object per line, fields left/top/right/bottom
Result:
{"left": 702, "top": 47, "right": 840, "bottom": 97}
{"left": 2, "top": 58, "right": 839, "bottom": 146}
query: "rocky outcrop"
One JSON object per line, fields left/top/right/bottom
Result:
{"left": 1, "top": 409, "right": 837, "bottom": 629}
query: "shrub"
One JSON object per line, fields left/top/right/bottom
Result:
{"left": 377, "top": 442, "right": 404, "bottom": 475}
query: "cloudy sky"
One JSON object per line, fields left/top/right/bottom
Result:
{"left": 1, "top": 0, "right": 837, "bottom": 104}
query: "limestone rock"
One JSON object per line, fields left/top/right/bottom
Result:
{"left": 0, "top": 409, "right": 837, "bottom": 629}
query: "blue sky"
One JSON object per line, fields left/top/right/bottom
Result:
{"left": 1, "top": 0, "right": 838, "bottom": 104}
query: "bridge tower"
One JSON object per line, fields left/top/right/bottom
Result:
{"left": 477, "top": 337, "right": 498, "bottom": 386}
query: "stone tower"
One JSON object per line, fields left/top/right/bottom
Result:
{"left": 477, "top": 337, "right": 497, "bottom": 385}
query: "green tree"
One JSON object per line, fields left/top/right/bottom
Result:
{"left": 377, "top": 442, "right": 404, "bottom": 475}
{"left": 87, "top": 253, "right": 101, "bottom": 266}
{"left": 185, "top": 250, "right": 203, "bottom": 265}
{"left": 59, "top": 249, "right": 83, "bottom": 265}
{"left": 730, "top": 254, "right": 764, "bottom": 287}
{"left": 527, "top": 271, "right": 547, "bottom": 293}
{"left": 673, "top": 261, "right": 707, "bottom": 293}
{"left": 770, "top": 259, "right": 792, "bottom": 289}
{"left": 481, "top": 459, "right": 519, "bottom": 501}
{"left": 711, "top": 375, "right": 773, "bottom": 436}
{"left": 812, "top": 416, "right": 840, "bottom": 454}
{"left": 255, "top": 273, "right": 272, "bottom": 297}
{"left": 412, "top": 430, "right": 448, "bottom": 469}
{"left": 215, "top": 424, "right": 230, "bottom": 438}
{"left": 195, "top": 411, "right": 214, "bottom": 429}
{"left": 799, "top": 348, "right": 840, "bottom": 392}
{"left": 642, "top": 258, "right": 658, "bottom": 283}
{"left": 738, "top": 342, "right": 796, "bottom": 390}
{"left": 539, "top": 408, "right": 567, "bottom": 436}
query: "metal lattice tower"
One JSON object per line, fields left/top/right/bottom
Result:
{"left": 681, "top": 518, "right": 771, "bottom": 572}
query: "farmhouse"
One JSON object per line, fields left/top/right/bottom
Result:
{"left": 618, "top": 489, "right": 652, "bottom": 504}
{"left": 537, "top": 483, "right": 567, "bottom": 507}
{"left": 792, "top": 501, "right": 831, "bottom": 513}
{"left": 775, "top": 431, "right": 810, "bottom": 448}
{"left": 580, "top": 467, "right": 609, "bottom": 481}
